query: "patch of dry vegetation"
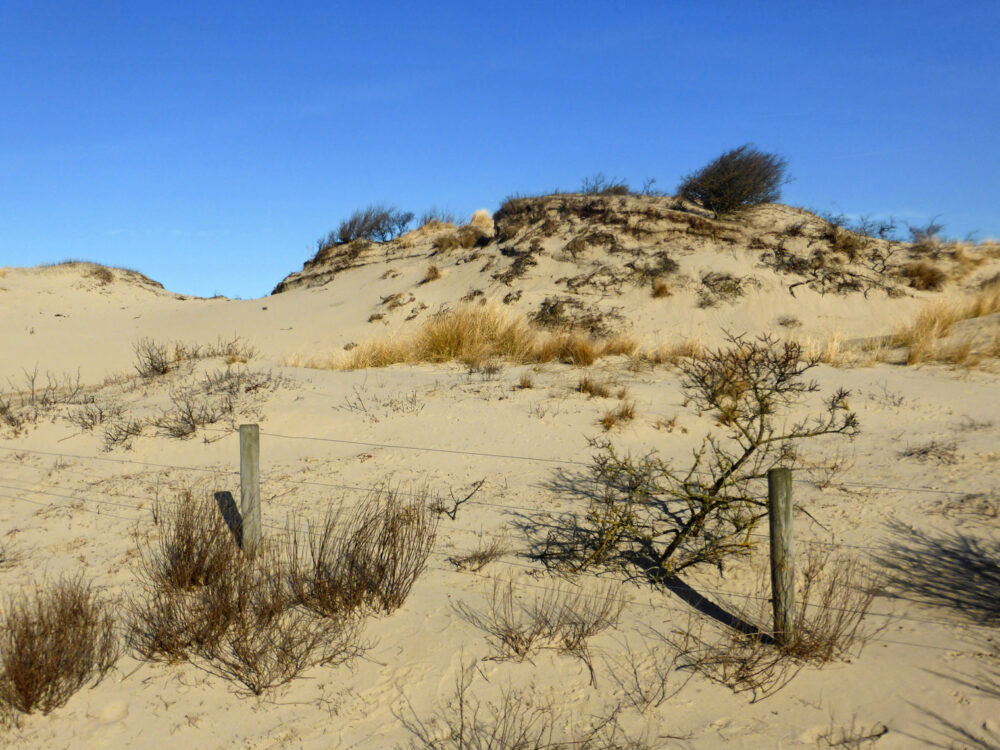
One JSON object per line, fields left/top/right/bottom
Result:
{"left": 891, "top": 278, "right": 1000, "bottom": 365}
{"left": 665, "top": 548, "right": 881, "bottom": 701}
{"left": 292, "top": 305, "right": 639, "bottom": 370}
{"left": 0, "top": 577, "right": 119, "bottom": 715}
{"left": 127, "top": 487, "right": 437, "bottom": 695}
{"left": 457, "top": 576, "right": 625, "bottom": 683}
{"left": 397, "top": 661, "right": 651, "bottom": 750}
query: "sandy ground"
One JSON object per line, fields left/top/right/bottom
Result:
{"left": 0, "top": 239, "right": 998, "bottom": 749}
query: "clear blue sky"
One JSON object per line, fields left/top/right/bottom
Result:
{"left": 2, "top": 1, "right": 997, "bottom": 298}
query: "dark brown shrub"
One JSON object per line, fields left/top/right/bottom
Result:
{"left": 0, "top": 577, "right": 119, "bottom": 714}
{"left": 677, "top": 144, "right": 789, "bottom": 217}
{"left": 903, "top": 261, "right": 947, "bottom": 290}
{"left": 288, "top": 487, "right": 438, "bottom": 617}
{"left": 432, "top": 233, "right": 461, "bottom": 252}
{"left": 334, "top": 204, "right": 414, "bottom": 244}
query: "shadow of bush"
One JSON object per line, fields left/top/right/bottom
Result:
{"left": 881, "top": 520, "right": 1000, "bottom": 627}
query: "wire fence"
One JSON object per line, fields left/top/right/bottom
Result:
{"left": 0, "top": 427, "right": 997, "bottom": 656}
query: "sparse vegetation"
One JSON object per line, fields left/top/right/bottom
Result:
{"left": 127, "top": 491, "right": 367, "bottom": 694}
{"left": 333, "top": 204, "right": 414, "bottom": 244}
{"left": 665, "top": 548, "right": 881, "bottom": 701}
{"left": 298, "top": 305, "right": 639, "bottom": 370}
{"left": 0, "top": 577, "right": 119, "bottom": 714}
{"left": 287, "top": 487, "right": 438, "bottom": 617}
{"left": 600, "top": 400, "right": 636, "bottom": 431}
{"left": 677, "top": 144, "right": 790, "bottom": 217}
{"left": 397, "top": 661, "right": 650, "bottom": 750}
{"left": 447, "top": 532, "right": 508, "bottom": 572}
{"left": 457, "top": 576, "right": 625, "bottom": 682}
{"left": 421, "top": 264, "right": 442, "bottom": 284}
{"left": 578, "top": 375, "right": 612, "bottom": 398}
{"left": 544, "top": 334, "right": 858, "bottom": 576}
{"left": 890, "top": 278, "right": 1000, "bottom": 365}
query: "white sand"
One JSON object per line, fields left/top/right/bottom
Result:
{"left": 0, "top": 206, "right": 998, "bottom": 748}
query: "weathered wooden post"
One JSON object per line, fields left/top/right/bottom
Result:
{"left": 239, "top": 424, "right": 261, "bottom": 555}
{"left": 768, "top": 467, "right": 794, "bottom": 645}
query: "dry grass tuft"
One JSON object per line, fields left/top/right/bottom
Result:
{"left": 422, "top": 264, "right": 442, "bottom": 283}
{"left": 600, "top": 400, "right": 636, "bottom": 431}
{"left": 578, "top": 374, "right": 611, "bottom": 398}
{"left": 0, "top": 577, "right": 119, "bottom": 714}
{"left": 332, "top": 306, "right": 638, "bottom": 370}
{"left": 652, "top": 278, "right": 671, "bottom": 298}
{"left": 517, "top": 372, "right": 534, "bottom": 389}
{"left": 902, "top": 260, "right": 947, "bottom": 290}
{"left": 892, "top": 279, "right": 1000, "bottom": 365}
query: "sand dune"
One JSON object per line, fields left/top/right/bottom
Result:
{"left": 0, "top": 198, "right": 998, "bottom": 748}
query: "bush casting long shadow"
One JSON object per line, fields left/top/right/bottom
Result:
{"left": 881, "top": 520, "right": 1000, "bottom": 627}
{"left": 539, "top": 333, "right": 858, "bottom": 578}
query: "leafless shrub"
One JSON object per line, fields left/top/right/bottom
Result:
{"left": 578, "top": 375, "right": 612, "bottom": 398}
{"left": 602, "top": 637, "right": 677, "bottom": 712}
{"left": 397, "top": 661, "right": 653, "bottom": 749}
{"left": 136, "top": 490, "right": 239, "bottom": 593}
{"left": 153, "top": 391, "right": 228, "bottom": 438}
{"left": 448, "top": 532, "right": 509, "bottom": 572}
{"left": 192, "top": 550, "right": 361, "bottom": 695}
{"left": 200, "top": 367, "right": 282, "bottom": 398}
{"left": 697, "top": 272, "right": 748, "bottom": 307}
{"left": 664, "top": 548, "right": 881, "bottom": 701}
{"left": 580, "top": 173, "right": 631, "bottom": 196}
{"left": 0, "top": 577, "right": 119, "bottom": 714}
{"left": 547, "top": 334, "right": 857, "bottom": 577}
{"left": 457, "top": 576, "right": 625, "bottom": 683}
{"left": 67, "top": 400, "right": 125, "bottom": 431}
{"left": 907, "top": 217, "right": 945, "bottom": 255}
{"left": 336, "top": 203, "right": 414, "bottom": 244}
{"left": 899, "top": 440, "right": 959, "bottom": 465}
{"left": 0, "top": 368, "right": 87, "bottom": 435}
{"left": 677, "top": 144, "right": 789, "bottom": 217}
{"left": 134, "top": 337, "right": 172, "bottom": 377}
{"left": 102, "top": 414, "right": 145, "bottom": 451}
{"left": 419, "top": 207, "right": 459, "bottom": 226}
{"left": 289, "top": 488, "right": 438, "bottom": 617}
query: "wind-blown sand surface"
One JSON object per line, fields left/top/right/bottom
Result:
{"left": 1, "top": 199, "right": 999, "bottom": 748}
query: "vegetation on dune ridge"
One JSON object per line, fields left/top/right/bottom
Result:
{"left": 289, "top": 304, "right": 640, "bottom": 370}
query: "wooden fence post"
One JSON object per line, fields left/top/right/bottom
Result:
{"left": 239, "top": 424, "right": 261, "bottom": 555}
{"left": 768, "top": 467, "right": 794, "bottom": 645}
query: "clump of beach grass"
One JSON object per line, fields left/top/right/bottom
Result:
{"left": 293, "top": 305, "right": 640, "bottom": 370}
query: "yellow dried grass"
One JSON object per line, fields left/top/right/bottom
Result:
{"left": 302, "top": 305, "right": 640, "bottom": 371}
